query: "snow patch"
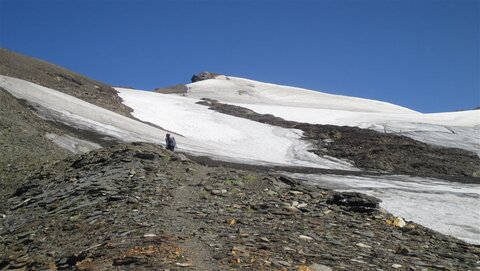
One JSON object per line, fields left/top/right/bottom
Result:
{"left": 293, "top": 173, "right": 480, "bottom": 245}
{"left": 46, "top": 133, "right": 102, "bottom": 154}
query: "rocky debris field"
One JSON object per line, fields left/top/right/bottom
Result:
{"left": 0, "top": 86, "right": 123, "bottom": 201}
{"left": 1, "top": 142, "right": 478, "bottom": 270}
{"left": 197, "top": 99, "right": 480, "bottom": 180}
{"left": 0, "top": 88, "right": 71, "bottom": 200}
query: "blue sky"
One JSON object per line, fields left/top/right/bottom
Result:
{"left": 0, "top": 0, "right": 478, "bottom": 113}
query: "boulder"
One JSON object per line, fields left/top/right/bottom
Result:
{"left": 326, "top": 192, "right": 381, "bottom": 213}
{"left": 191, "top": 71, "right": 219, "bottom": 82}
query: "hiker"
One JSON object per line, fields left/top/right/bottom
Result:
{"left": 165, "top": 133, "right": 176, "bottom": 151}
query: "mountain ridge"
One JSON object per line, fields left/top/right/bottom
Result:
{"left": 0, "top": 49, "right": 479, "bottom": 269}
{"left": 0, "top": 48, "right": 132, "bottom": 117}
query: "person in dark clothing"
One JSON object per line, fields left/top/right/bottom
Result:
{"left": 165, "top": 133, "right": 176, "bottom": 151}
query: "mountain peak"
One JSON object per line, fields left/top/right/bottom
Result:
{"left": 191, "top": 71, "right": 220, "bottom": 83}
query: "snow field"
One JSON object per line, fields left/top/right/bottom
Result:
{"left": 186, "top": 76, "right": 418, "bottom": 113}
{"left": 183, "top": 76, "right": 480, "bottom": 155}
{"left": 117, "top": 87, "right": 356, "bottom": 169}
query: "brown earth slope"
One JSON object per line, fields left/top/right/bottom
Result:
{"left": 0, "top": 48, "right": 132, "bottom": 117}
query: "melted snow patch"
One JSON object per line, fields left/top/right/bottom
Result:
{"left": 293, "top": 173, "right": 480, "bottom": 245}
{"left": 46, "top": 133, "right": 102, "bottom": 154}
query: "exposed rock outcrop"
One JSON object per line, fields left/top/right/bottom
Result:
{"left": 191, "top": 71, "right": 219, "bottom": 83}
{"left": 327, "top": 192, "right": 381, "bottom": 213}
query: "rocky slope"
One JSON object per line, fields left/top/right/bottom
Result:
{"left": 0, "top": 48, "right": 132, "bottom": 117}
{"left": 0, "top": 88, "right": 71, "bottom": 200}
{"left": 0, "top": 83, "right": 121, "bottom": 200}
{"left": 0, "top": 48, "right": 136, "bottom": 199}
{"left": 1, "top": 142, "right": 478, "bottom": 270}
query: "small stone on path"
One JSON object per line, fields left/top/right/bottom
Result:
{"left": 356, "top": 242, "right": 371, "bottom": 249}
{"left": 299, "top": 235, "right": 313, "bottom": 241}
{"left": 308, "top": 263, "right": 333, "bottom": 271}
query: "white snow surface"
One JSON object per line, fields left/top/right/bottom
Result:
{"left": 116, "top": 87, "right": 355, "bottom": 169}
{"left": 184, "top": 76, "right": 480, "bottom": 155}
{"left": 46, "top": 133, "right": 102, "bottom": 154}
{"left": 186, "top": 76, "right": 418, "bottom": 113}
{"left": 292, "top": 173, "right": 480, "bottom": 245}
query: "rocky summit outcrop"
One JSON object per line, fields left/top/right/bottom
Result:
{"left": 1, "top": 142, "right": 478, "bottom": 270}
{"left": 191, "top": 71, "right": 219, "bottom": 83}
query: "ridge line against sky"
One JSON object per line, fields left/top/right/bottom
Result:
{"left": 0, "top": 0, "right": 478, "bottom": 113}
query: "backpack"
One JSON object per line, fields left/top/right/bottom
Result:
{"left": 167, "top": 136, "right": 176, "bottom": 148}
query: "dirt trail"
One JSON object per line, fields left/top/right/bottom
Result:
{"left": 161, "top": 172, "right": 218, "bottom": 270}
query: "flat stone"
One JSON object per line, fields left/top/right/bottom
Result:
{"left": 277, "top": 175, "right": 299, "bottom": 186}
{"left": 175, "top": 262, "right": 192, "bottom": 267}
{"left": 356, "top": 243, "right": 371, "bottom": 249}
{"left": 326, "top": 192, "right": 381, "bottom": 213}
{"left": 299, "top": 235, "right": 313, "bottom": 241}
{"left": 133, "top": 152, "right": 156, "bottom": 160}
{"left": 308, "top": 263, "right": 333, "bottom": 271}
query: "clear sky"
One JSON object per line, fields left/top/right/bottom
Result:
{"left": 0, "top": 0, "right": 478, "bottom": 113}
